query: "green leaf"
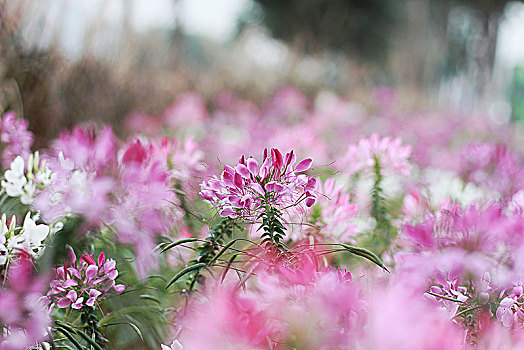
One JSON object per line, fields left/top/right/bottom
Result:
{"left": 221, "top": 254, "right": 238, "bottom": 282}
{"left": 166, "top": 263, "right": 207, "bottom": 289}
{"left": 207, "top": 239, "right": 239, "bottom": 266}
{"left": 139, "top": 294, "right": 162, "bottom": 304}
{"left": 73, "top": 329, "right": 105, "bottom": 350}
{"left": 54, "top": 327, "right": 85, "bottom": 350}
{"left": 123, "top": 320, "right": 144, "bottom": 342}
{"left": 160, "top": 238, "right": 198, "bottom": 253}
{"left": 340, "top": 244, "right": 389, "bottom": 272}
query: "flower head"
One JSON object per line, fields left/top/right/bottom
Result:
{"left": 47, "top": 249, "right": 125, "bottom": 311}
{"left": 200, "top": 148, "right": 317, "bottom": 220}
{"left": 341, "top": 134, "right": 412, "bottom": 176}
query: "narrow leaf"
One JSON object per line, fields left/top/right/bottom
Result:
{"left": 341, "top": 244, "right": 389, "bottom": 272}
{"left": 208, "top": 239, "right": 239, "bottom": 266}
{"left": 221, "top": 254, "right": 239, "bottom": 283}
{"left": 74, "top": 329, "right": 105, "bottom": 350}
{"left": 166, "top": 263, "right": 207, "bottom": 289}
{"left": 160, "top": 238, "right": 198, "bottom": 253}
{"left": 54, "top": 327, "right": 84, "bottom": 350}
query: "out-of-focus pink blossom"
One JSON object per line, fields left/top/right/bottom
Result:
{"left": 172, "top": 248, "right": 365, "bottom": 349}
{"left": 458, "top": 142, "right": 524, "bottom": 199}
{"left": 0, "top": 111, "right": 34, "bottom": 169}
{"left": 301, "top": 178, "right": 358, "bottom": 242}
{"left": 360, "top": 284, "right": 464, "bottom": 349}
{"left": 340, "top": 133, "right": 412, "bottom": 176}
{"left": 0, "top": 257, "right": 50, "bottom": 350}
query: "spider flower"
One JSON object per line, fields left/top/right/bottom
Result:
{"left": 200, "top": 148, "right": 317, "bottom": 219}
{"left": 341, "top": 134, "right": 412, "bottom": 176}
{"left": 0, "top": 257, "right": 50, "bottom": 350}
{"left": 47, "top": 248, "right": 125, "bottom": 311}
{"left": 0, "top": 111, "right": 34, "bottom": 169}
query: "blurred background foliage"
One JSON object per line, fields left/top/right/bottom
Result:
{"left": 0, "top": 0, "right": 523, "bottom": 144}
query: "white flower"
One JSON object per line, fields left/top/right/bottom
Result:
{"left": 7, "top": 212, "right": 50, "bottom": 257}
{"left": 35, "top": 162, "right": 54, "bottom": 187}
{"left": 1, "top": 154, "right": 55, "bottom": 205}
{"left": 1, "top": 156, "right": 27, "bottom": 197}
{"left": 161, "top": 340, "right": 183, "bottom": 350}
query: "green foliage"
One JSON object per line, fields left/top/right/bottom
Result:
{"left": 165, "top": 218, "right": 236, "bottom": 292}
{"left": 369, "top": 156, "right": 396, "bottom": 256}
{"left": 257, "top": 207, "right": 287, "bottom": 251}
{"left": 340, "top": 244, "right": 389, "bottom": 272}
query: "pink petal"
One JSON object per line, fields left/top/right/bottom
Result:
{"left": 57, "top": 297, "right": 72, "bottom": 308}
{"left": 86, "top": 265, "right": 98, "bottom": 281}
{"left": 271, "top": 148, "right": 283, "bottom": 169}
{"left": 305, "top": 197, "right": 316, "bottom": 207}
{"left": 295, "top": 158, "right": 313, "bottom": 173}
{"left": 66, "top": 290, "right": 77, "bottom": 302}
{"left": 98, "top": 252, "right": 106, "bottom": 266}
{"left": 89, "top": 289, "right": 102, "bottom": 298}
{"left": 72, "top": 297, "right": 84, "bottom": 309}
{"left": 235, "top": 164, "right": 250, "bottom": 179}
{"left": 63, "top": 279, "right": 78, "bottom": 288}
{"left": 246, "top": 158, "right": 259, "bottom": 176}
{"left": 284, "top": 150, "right": 296, "bottom": 167}
{"left": 114, "top": 284, "right": 126, "bottom": 293}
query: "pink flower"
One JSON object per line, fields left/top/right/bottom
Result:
{"left": 0, "top": 257, "right": 50, "bottom": 349}
{"left": 171, "top": 251, "right": 365, "bottom": 349}
{"left": 306, "top": 178, "right": 358, "bottom": 242}
{"left": 340, "top": 134, "right": 412, "bottom": 176}
{"left": 47, "top": 249, "right": 125, "bottom": 312}
{"left": 0, "top": 111, "right": 34, "bottom": 168}
{"left": 200, "top": 148, "right": 317, "bottom": 220}
{"left": 361, "top": 284, "right": 464, "bottom": 349}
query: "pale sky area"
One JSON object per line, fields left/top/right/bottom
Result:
{"left": 10, "top": 0, "right": 524, "bottom": 69}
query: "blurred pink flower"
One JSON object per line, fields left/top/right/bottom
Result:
{"left": 341, "top": 133, "right": 412, "bottom": 176}
{"left": 0, "top": 111, "right": 34, "bottom": 169}
{"left": 0, "top": 257, "right": 50, "bottom": 349}
{"left": 361, "top": 284, "right": 464, "bottom": 349}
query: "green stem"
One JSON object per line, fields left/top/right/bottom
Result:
{"left": 453, "top": 306, "right": 482, "bottom": 319}
{"left": 427, "top": 291, "right": 465, "bottom": 303}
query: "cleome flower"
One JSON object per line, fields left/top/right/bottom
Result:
{"left": 497, "top": 282, "right": 524, "bottom": 328}
{"left": 1, "top": 153, "right": 53, "bottom": 205}
{"left": 341, "top": 133, "right": 412, "bottom": 176}
{"left": 0, "top": 212, "right": 50, "bottom": 266}
{"left": 47, "top": 248, "right": 125, "bottom": 311}
{"left": 0, "top": 257, "right": 50, "bottom": 350}
{"left": 0, "top": 111, "right": 34, "bottom": 169}
{"left": 200, "top": 148, "right": 317, "bottom": 220}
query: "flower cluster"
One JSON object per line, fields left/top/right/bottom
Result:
{"left": 173, "top": 249, "right": 366, "bottom": 350}
{"left": 497, "top": 283, "right": 524, "bottom": 328}
{"left": 47, "top": 249, "right": 125, "bottom": 311}
{"left": 31, "top": 127, "right": 189, "bottom": 276}
{"left": 0, "top": 257, "right": 50, "bottom": 350}
{"left": 0, "top": 212, "right": 50, "bottom": 266}
{"left": 341, "top": 133, "right": 412, "bottom": 176}
{"left": 1, "top": 153, "right": 53, "bottom": 205}
{"left": 0, "top": 111, "right": 34, "bottom": 169}
{"left": 200, "top": 148, "right": 317, "bottom": 219}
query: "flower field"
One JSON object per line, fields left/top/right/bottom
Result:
{"left": 1, "top": 86, "right": 524, "bottom": 349}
